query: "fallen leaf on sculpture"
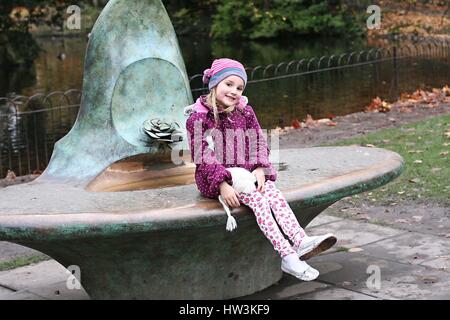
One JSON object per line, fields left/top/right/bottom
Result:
{"left": 326, "top": 121, "right": 337, "bottom": 126}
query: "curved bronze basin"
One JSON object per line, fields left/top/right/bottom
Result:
{"left": 86, "top": 154, "right": 196, "bottom": 192}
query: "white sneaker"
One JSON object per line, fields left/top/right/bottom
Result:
{"left": 296, "top": 233, "right": 337, "bottom": 261}
{"left": 281, "top": 253, "right": 319, "bottom": 281}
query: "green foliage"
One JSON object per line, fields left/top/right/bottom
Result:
{"left": 210, "top": 0, "right": 365, "bottom": 40}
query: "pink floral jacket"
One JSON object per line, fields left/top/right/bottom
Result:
{"left": 185, "top": 95, "right": 277, "bottom": 199}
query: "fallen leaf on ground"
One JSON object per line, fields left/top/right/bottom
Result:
{"left": 304, "top": 114, "right": 317, "bottom": 128}
{"left": 440, "top": 151, "right": 449, "bottom": 157}
{"left": 348, "top": 248, "right": 364, "bottom": 253}
{"left": 421, "top": 276, "right": 438, "bottom": 284}
{"left": 443, "top": 85, "right": 450, "bottom": 96}
{"left": 326, "top": 121, "right": 337, "bottom": 126}
{"left": 413, "top": 160, "right": 423, "bottom": 164}
{"left": 366, "top": 144, "right": 375, "bottom": 147}
{"left": 317, "top": 118, "right": 331, "bottom": 124}
{"left": 395, "top": 219, "right": 409, "bottom": 223}
{"left": 355, "top": 213, "right": 370, "bottom": 220}
{"left": 409, "top": 178, "right": 420, "bottom": 183}
{"left": 5, "top": 170, "right": 16, "bottom": 180}
{"left": 412, "top": 216, "right": 423, "bottom": 222}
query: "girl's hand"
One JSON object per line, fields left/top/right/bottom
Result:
{"left": 219, "top": 181, "right": 241, "bottom": 208}
{"left": 252, "top": 167, "right": 266, "bottom": 194}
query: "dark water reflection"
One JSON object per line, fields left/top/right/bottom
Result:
{"left": 0, "top": 34, "right": 449, "bottom": 176}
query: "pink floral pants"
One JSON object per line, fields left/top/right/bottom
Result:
{"left": 238, "top": 180, "right": 306, "bottom": 258}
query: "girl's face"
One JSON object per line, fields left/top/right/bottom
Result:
{"left": 214, "top": 75, "right": 244, "bottom": 109}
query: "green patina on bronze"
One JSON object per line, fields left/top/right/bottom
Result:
{"left": 0, "top": 159, "right": 404, "bottom": 242}
{"left": 38, "top": 0, "right": 192, "bottom": 186}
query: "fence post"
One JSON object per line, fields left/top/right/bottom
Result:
{"left": 389, "top": 46, "right": 399, "bottom": 101}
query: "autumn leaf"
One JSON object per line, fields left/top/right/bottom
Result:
{"left": 304, "top": 114, "right": 317, "bottom": 128}
{"left": 291, "top": 118, "right": 301, "bottom": 129}
{"left": 5, "top": 170, "right": 16, "bottom": 180}
{"left": 348, "top": 248, "right": 364, "bottom": 253}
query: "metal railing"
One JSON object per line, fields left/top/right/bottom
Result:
{"left": 1, "top": 37, "right": 449, "bottom": 178}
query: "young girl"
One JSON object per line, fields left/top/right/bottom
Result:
{"left": 185, "top": 58, "right": 336, "bottom": 281}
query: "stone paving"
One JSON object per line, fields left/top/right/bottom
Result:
{"left": 0, "top": 213, "right": 448, "bottom": 300}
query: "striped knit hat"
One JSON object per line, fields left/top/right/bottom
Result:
{"left": 202, "top": 58, "right": 247, "bottom": 90}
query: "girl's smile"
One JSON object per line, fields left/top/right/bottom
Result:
{"left": 214, "top": 75, "right": 245, "bottom": 109}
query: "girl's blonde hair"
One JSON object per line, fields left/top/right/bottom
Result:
{"left": 206, "top": 88, "right": 236, "bottom": 127}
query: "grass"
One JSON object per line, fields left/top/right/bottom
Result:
{"left": 324, "top": 114, "right": 450, "bottom": 206}
{"left": 0, "top": 255, "right": 50, "bottom": 272}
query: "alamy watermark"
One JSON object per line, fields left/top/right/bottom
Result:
{"left": 66, "top": 5, "right": 81, "bottom": 30}
{"left": 66, "top": 265, "right": 82, "bottom": 290}
{"left": 366, "top": 5, "right": 381, "bottom": 30}
{"left": 366, "top": 265, "right": 381, "bottom": 290}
